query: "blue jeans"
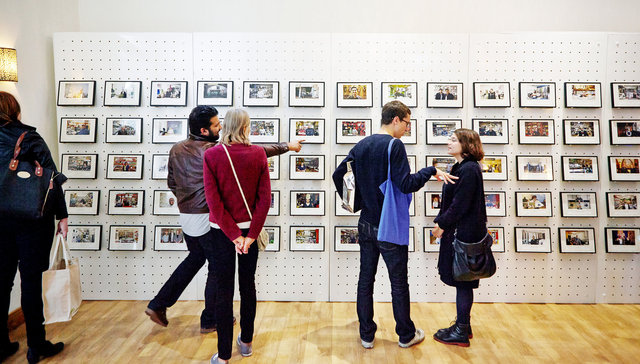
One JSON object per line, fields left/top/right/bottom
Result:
{"left": 148, "top": 229, "right": 216, "bottom": 328}
{"left": 357, "top": 220, "right": 416, "bottom": 344}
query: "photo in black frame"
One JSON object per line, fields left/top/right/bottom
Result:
{"left": 608, "top": 156, "right": 640, "bottom": 181}
{"left": 610, "top": 119, "right": 640, "bottom": 145}
{"left": 558, "top": 227, "right": 596, "bottom": 254}
{"left": 610, "top": 82, "right": 640, "bottom": 108}
{"left": 107, "top": 190, "right": 145, "bottom": 215}
{"left": 105, "top": 117, "right": 143, "bottom": 143}
{"left": 561, "top": 156, "right": 599, "bottom": 181}
{"left": 103, "top": 81, "right": 142, "bottom": 106}
{"left": 288, "top": 81, "right": 325, "bottom": 107}
{"left": 61, "top": 154, "right": 98, "bottom": 179}
{"left": 289, "top": 226, "right": 325, "bottom": 252}
{"left": 290, "top": 190, "right": 325, "bottom": 216}
{"left": 289, "top": 155, "right": 325, "bottom": 180}
{"left": 562, "top": 119, "right": 601, "bottom": 145}
{"left": 59, "top": 117, "right": 97, "bottom": 143}
{"left": 106, "top": 154, "right": 144, "bottom": 180}
{"left": 109, "top": 225, "right": 145, "bottom": 251}
{"left": 336, "top": 82, "right": 373, "bottom": 108}
{"left": 518, "top": 82, "right": 556, "bottom": 108}
{"left": 381, "top": 82, "right": 418, "bottom": 108}
{"left": 473, "top": 82, "right": 511, "bottom": 108}
{"left": 518, "top": 119, "right": 555, "bottom": 145}
{"left": 243, "top": 81, "right": 279, "bottom": 107}
{"left": 68, "top": 225, "right": 102, "bottom": 251}
{"left": 150, "top": 81, "right": 188, "bottom": 106}
{"left": 514, "top": 226, "right": 552, "bottom": 253}
{"left": 197, "top": 81, "right": 233, "bottom": 106}
{"left": 606, "top": 192, "right": 640, "bottom": 218}
{"left": 564, "top": 82, "right": 601, "bottom": 108}
{"left": 559, "top": 192, "right": 598, "bottom": 218}
{"left": 57, "top": 80, "right": 96, "bottom": 106}
{"left": 426, "top": 82, "right": 463, "bottom": 108}
{"left": 64, "top": 190, "right": 100, "bottom": 215}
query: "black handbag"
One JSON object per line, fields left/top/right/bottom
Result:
{"left": 0, "top": 131, "right": 55, "bottom": 219}
{"left": 452, "top": 232, "right": 497, "bottom": 281}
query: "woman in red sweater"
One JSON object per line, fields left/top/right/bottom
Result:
{"left": 203, "top": 108, "right": 271, "bottom": 364}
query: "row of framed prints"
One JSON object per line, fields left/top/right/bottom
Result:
{"left": 68, "top": 224, "right": 640, "bottom": 254}
{"left": 57, "top": 80, "right": 640, "bottom": 109}
{"left": 58, "top": 117, "right": 640, "bottom": 146}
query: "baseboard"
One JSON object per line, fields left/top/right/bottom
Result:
{"left": 8, "top": 308, "right": 24, "bottom": 331}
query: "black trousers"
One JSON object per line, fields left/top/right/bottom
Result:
{"left": 0, "top": 216, "right": 55, "bottom": 348}
{"left": 210, "top": 228, "right": 258, "bottom": 361}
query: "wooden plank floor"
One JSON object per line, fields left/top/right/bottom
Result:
{"left": 5, "top": 301, "right": 640, "bottom": 363}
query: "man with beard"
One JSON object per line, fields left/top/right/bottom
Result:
{"left": 145, "top": 106, "right": 303, "bottom": 333}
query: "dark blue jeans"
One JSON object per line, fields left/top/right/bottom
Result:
{"left": 357, "top": 220, "right": 416, "bottom": 344}
{"left": 148, "top": 229, "right": 216, "bottom": 328}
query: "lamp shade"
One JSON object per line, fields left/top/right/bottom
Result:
{"left": 0, "top": 48, "right": 18, "bottom": 82}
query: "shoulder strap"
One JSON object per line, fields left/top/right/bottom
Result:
{"left": 221, "top": 144, "right": 253, "bottom": 219}
{"left": 386, "top": 138, "right": 396, "bottom": 178}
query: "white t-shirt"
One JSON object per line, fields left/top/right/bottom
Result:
{"left": 179, "top": 213, "right": 210, "bottom": 237}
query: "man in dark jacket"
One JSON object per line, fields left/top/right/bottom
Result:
{"left": 145, "top": 106, "right": 302, "bottom": 333}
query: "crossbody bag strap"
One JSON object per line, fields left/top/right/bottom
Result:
{"left": 386, "top": 137, "right": 395, "bottom": 179}
{"left": 221, "top": 144, "right": 254, "bottom": 220}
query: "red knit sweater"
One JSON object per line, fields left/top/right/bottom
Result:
{"left": 203, "top": 143, "right": 271, "bottom": 241}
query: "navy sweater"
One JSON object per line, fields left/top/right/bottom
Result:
{"left": 333, "top": 134, "right": 436, "bottom": 227}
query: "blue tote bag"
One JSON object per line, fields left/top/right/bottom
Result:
{"left": 377, "top": 138, "right": 412, "bottom": 246}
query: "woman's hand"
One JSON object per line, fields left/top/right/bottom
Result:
{"left": 57, "top": 218, "right": 68, "bottom": 238}
{"left": 243, "top": 237, "right": 255, "bottom": 254}
{"left": 233, "top": 236, "right": 245, "bottom": 254}
{"left": 434, "top": 169, "right": 458, "bottom": 184}
{"left": 432, "top": 223, "right": 444, "bottom": 238}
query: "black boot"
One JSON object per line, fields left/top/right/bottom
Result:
{"left": 0, "top": 341, "right": 19, "bottom": 361}
{"left": 435, "top": 319, "right": 473, "bottom": 339}
{"left": 433, "top": 322, "right": 470, "bottom": 347}
{"left": 27, "top": 341, "right": 64, "bottom": 364}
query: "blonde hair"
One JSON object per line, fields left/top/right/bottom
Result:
{"left": 220, "top": 108, "right": 251, "bottom": 146}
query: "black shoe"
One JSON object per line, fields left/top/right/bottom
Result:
{"left": 145, "top": 307, "right": 168, "bottom": 327}
{"left": 27, "top": 341, "right": 64, "bottom": 364}
{"left": 0, "top": 341, "right": 19, "bottom": 361}
{"left": 433, "top": 322, "right": 470, "bottom": 347}
{"left": 436, "top": 319, "right": 473, "bottom": 339}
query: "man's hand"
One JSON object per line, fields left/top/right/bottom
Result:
{"left": 432, "top": 223, "right": 444, "bottom": 238}
{"left": 57, "top": 218, "right": 68, "bottom": 238}
{"left": 288, "top": 140, "right": 304, "bottom": 152}
{"left": 434, "top": 169, "right": 458, "bottom": 184}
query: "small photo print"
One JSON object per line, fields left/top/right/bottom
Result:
{"left": 65, "top": 190, "right": 100, "bottom": 215}
{"left": 606, "top": 192, "right": 640, "bottom": 218}
{"left": 564, "top": 82, "right": 601, "bottom": 108}
{"left": 153, "top": 190, "right": 179, "bottom": 215}
{"left": 68, "top": 225, "right": 101, "bottom": 251}
{"left": 473, "top": 119, "right": 509, "bottom": 144}
{"left": 518, "top": 119, "right": 555, "bottom": 144}
{"left": 516, "top": 192, "right": 553, "bottom": 217}
{"left": 197, "top": 81, "right": 233, "bottom": 106}
{"left": 243, "top": 81, "right": 279, "bottom": 106}
{"left": 59, "top": 118, "right": 97, "bottom": 143}
{"left": 337, "top": 82, "right": 373, "bottom": 107}
{"left": 104, "top": 81, "right": 142, "bottom": 106}
{"left": 57, "top": 80, "right": 96, "bottom": 106}
{"left": 108, "top": 190, "right": 144, "bottom": 215}
{"left": 610, "top": 120, "right": 640, "bottom": 145}
{"left": 485, "top": 192, "right": 507, "bottom": 217}
{"left": 288, "top": 81, "right": 325, "bottom": 107}
{"left": 267, "top": 156, "right": 279, "bottom": 180}
{"left": 290, "top": 191, "right": 325, "bottom": 216}
{"left": 290, "top": 226, "right": 325, "bottom": 252}
{"left": 605, "top": 228, "right": 640, "bottom": 253}
{"left": 109, "top": 225, "right": 145, "bottom": 251}
{"left": 480, "top": 155, "right": 508, "bottom": 180}
{"left": 516, "top": 156, "right": 554, "bottom": 181}
{"left": 381, "top": 82, "right": 418, "bottom": 107}
{"left": 559, "top": 228, "right": 595, "bottom": 254}
{"left": 611, "top": 82, "right": 640, "bottom": 108}
{"left": 563, "top": 119, "right": 600, "bottom": 144}
{"left": 427, "top": 82, "right": 463, "bottom": 108}
{"left": 150, "top": 81, "right": 188, "bottom": 106}
{"left": 336, "top": 119, "right": 371, "bottom": 144}
{"left": 106, "top": 118, "right": 142, "bottom": 143}
{"left": 335, "top": 226, "right": 360, "bottom": 252}
{"left": 519, "top": 82, "right": 556, "bottom": 108}
{"left": 263, "top": 226, "right": 281, "bottom": 252}
{"left": 154, "top": 226, "right": 186, "bottom": 251}
{"left": 152, "top": 118, "right": 188, "bottom": 144}
{"left": 289, "top": 118, "right": 324, "bottom": 144}
{"left": 473, "top": 82, "right": 511, "bottom": 107}
{"left": 426, "top": 119, "right": 462, "bottom": 144}
{"left": 515, "top": 227, "right": 552, "bottom": 253}
{"left": 423, "top": 227, "right": 440, "bottom": 252}
{"left": 561, "top": 156, "right": 598, "bottom": 181}
{"left": 488, "top": 227, "right": 505, "bottom": 253}
{"left": 609, "top": 156, "right": 640, "bottom": 181}
{"left": 249, "top": 118, "right": 279, "bottom": 143}
{"left": 424, "top": 191, "right": 442, "bottom": 216}
{"left": 289, "top": 155, "right": 324, "bottom": 180}
{"left": 268, "top": 191, "right": 280, "bottom": 216}
{"left": 61, "top": 154, "right": 97, "bottom": 179}
{"left": 560, "top": 192, "right": 597, "bottom": 218}
{"left": 427, "top": 156, "right": 456, "bottom": 181}
{"left": 107, "top": 154, "right": 143, "bottom": 179}
{"left": 152, "top": 154, "right": 169, "bottom": 180}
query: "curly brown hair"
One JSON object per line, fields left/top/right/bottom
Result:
{"left": 453, "top": 128, "right": 484, "bottom": 161}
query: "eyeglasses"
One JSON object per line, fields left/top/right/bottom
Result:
{"left": 400, "top": 118, "right": 411, "bottom": 127}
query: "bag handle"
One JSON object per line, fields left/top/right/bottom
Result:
{"left": 221, "top": 144, "right": 253, "bottom": 220}
{"left": 49, "top": 234, "right": 72, "bottom": 270}
{"left": 9, "top": 131, "right": 42, "bottom": 176}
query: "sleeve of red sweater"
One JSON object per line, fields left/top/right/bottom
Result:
{"left": 203, "top": 147, "right": 243, "bottom": 241}
{"left": 248, "top": 148, "right": 271, "bottom": 239}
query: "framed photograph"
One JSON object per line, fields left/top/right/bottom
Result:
{"left": 105, "top": 118, "right": 143, "bottom": 143}
{"left": 64, "top": 190, "right": 99, "bottom": 215}
{"left": 381, "top": 82, "right": 418, "bottom": 108}
{"left": 197, "top": 81, "right": 233, "bottom": 106}
{"left": 409, "top": 194, "right": 416, "bottom": 217}
{"left": 103, "top": 81, "right": 141, "bottom": 106}
{"left": 68, "top": 225, "right": 101, "bottom": 251}
{"left": 267, "top": 156, "right": 279, "bottom": 180}
{"left": 485, "top": 192, "right": 507, "bottom": 217}
{"left": 408, "top": 227, "right": 416, "bottom": 252}
{"left": 564, "top": 82, "right": 601, "bottom": 108}
{"left": 610, "top": 119, "right": 640, "bottom": 145}
{"left": 472, "top": 119, "right": 509, "bottom": 144}
{"left": 514, "top": 227, "right": 552, "bottom": 253}
{"left": 488, "top": 227, "right": 505, "bottom": 253}
{"left": 606, "top": 192, "right": 640, "bottom": 218}
{"left": 559, "top": 228, "right": 596, "bottom": 254}
{"left": 243, "top": 81, "right": 279, "bottom": 107}
{"left": 605, "top": 228, "right": 640, "bottom": 253}
{"left": 109, "top": 225, "right": 145, "bottom": 251}
{"left": 337, "top": 82, "right": 373, "bottom": 108}
{"left": 611, "top": 82, "right": 640, "bottom": 108}
{"left": 518, "top": 119, "right": 555, "bottom": 144}
{"left": 248, "top": 118, "right": 279, "bottom": 143}
{"left": 152, "top": 118, "right": 188, "bottom": 144}
{"left": 401, "top": 119, "right": 417, "bottom": 145}
{"left": 153, "top": 190, "right": 179, "bottom": 216}
{"left": 426, "top": 82, "right": 463, "bottom": 108}
{"left": 289, "top": 118, "right": 324, "bottom": 144}
{"left": 518, "top": 82, "right": 556, "bottom": 108}
{"left": 290, "top": 190, "right": 325, "bottom": 216}
{"left": 336, "top": 119, "right": 372, "bottom": 144}
{"left": 427, "top": 156, "right": 456, "bottom": 181}
{"left": 263, "top": 226, "right": 281, "bottom": 252}
{"left": 154, "top": 226, "right": 186, "bottom": 251}
{"left": 423, "top": 227, "right": 440, "bottom": 252}
{"left": 289, "top": 155, "right": 325, "bottom": 180}
{"left": 57, "top": 80, "right": 96, "bottom": 106}
{"left": 150, "top": 81, "right": 188, "bottom": 106}
{"left": 473, "top": 82, "right": 511, "bottom": 107}
{"left": 424, "top": 191, "right": 442, "bottom": 217}
{"left": 106, "top": 154, "right": 143, "bottom": 179}
{"left": 290, "top": 226, "right": 325, "bottom": 252}
{"left": 61, "top": 154, "right": 98, "bottom": 179}
{"left": 407, "top": 155, "right": 417, "bottom": 173}
{"left": 560, "top": 192, "right": 598, "bottom": 217}
{"left": 288, "top": 81, "right": 324, "bottom": 107}
{"left": 152, "top": 154, "right": 169, "bottom": 180}
{"left": 609, "top": 156, "right": 640, "bottom": 181}
{"left": 515, "top": 191, "right": 553, "bottom": 217}
{"left": 335, "top": 191, "right": 359, "bottom": 216}
{"left": 480, "top": 155, "right": 508, "bottom": 181}
{"left": 335, "top": 226, "right": 360, "bottom": 252}
{"left": 59, "top": 117, "right": 97, "bottom": 143}
{"left": 426, "top": 119, "right": 462, "bottom": 144}
{"left": 562, "top": 119, "right": 600, "bottom": 145}
{"left": 561, "top": 156, "right": 599, "bottom": 181}
{"left": 108, "top": 190, "right": 144, "bottom": 215}
{"left": 268, "top": 191, "right": 280, "bottom": 216}
{"left": 516, "top": 156, "right": 554, "bottom": 181}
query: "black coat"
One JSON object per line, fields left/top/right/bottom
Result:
{"left": 433, "top": 158, "right": 487, "bottom": 288}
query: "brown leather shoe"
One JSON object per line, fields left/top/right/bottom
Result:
{"left": 145, "top": 307, "right": 168, "bottom": 327}
{"left": 200, "top": 316, "right": 236, "bottom": 334}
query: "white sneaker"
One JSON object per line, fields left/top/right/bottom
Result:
{"left": 361, "top": 338, "right": 374, "bottom": 349}
{"left": 398, "top": 329, "right": 425, "bottom": 348}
